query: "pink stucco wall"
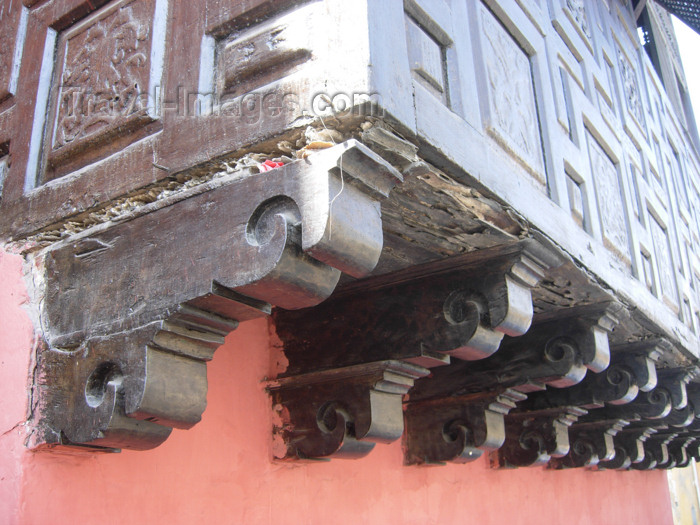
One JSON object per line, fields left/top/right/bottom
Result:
{"left": 0, "top": 248, "right": 675, "bottom": 525}
{"left": 0, "top": 250, "right": 34, "bottom": 525}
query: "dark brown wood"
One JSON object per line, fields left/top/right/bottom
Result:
{"left": 0, "top": 0, "right": 314, "bottom": 239}
{"left": 406, "top": 307, "right": 616, "bottom": 402}
{"left": 599, "top": 429, "right": 656, "bottom": 470}
{"left": 497, "top": 407, "right": 586, "bottom": 468}
{"left": 269, "top": 360, "right": 428, "bottom": 459}
{"left": 632, "top": 435, "right": 675, "bottom": 470}
{"left": 2, "top": 0, "right": 698, "bottom": 472}
{"left": 404, "top": 389, "right": 526, "bottom": 465}
{"left": 35, "top": 140, "right": 402, "bottom": 450}
{"left": 520, "top": 343, "right": 663, "bottom": 411}
{"left": 549, "top": 419, "right": 629, "bottom": 469}
{"left": 273, "top": 240, "right": 560, "bottom": 375}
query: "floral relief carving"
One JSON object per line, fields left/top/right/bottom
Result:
{"left": 52, "top": 0, "right": 154, "bottom": 151}
{"left": 588, "top": 134, "right": 629, "bottom": 259}
{"left": 618, "top": 49, "right": 644, "bottom": 125}
{"left": 480, "top": 5, "right": 545, "bottom": 185}
{"left": 566, "top": 0, "right": 592, "bottom": 39}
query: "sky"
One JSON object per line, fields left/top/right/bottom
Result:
{"left": 672, "top": 16, "right": 700, "bottom": 130}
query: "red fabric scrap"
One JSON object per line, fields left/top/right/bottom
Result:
{"left": 258, "top": 160, "right": 285, "bottom": 172}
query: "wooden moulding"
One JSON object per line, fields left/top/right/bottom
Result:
{"left": 34, "top": 140, "right": 402, "bottom": 451}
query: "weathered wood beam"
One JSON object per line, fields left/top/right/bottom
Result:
{"left": 272, "top": 240, "right": 561, "bottom": 375}
{"left": 36, "top": 140, "right": 402, "bottom": 450}
{"left": 403, "top": 309, "right": 614, "bottom": 465}
{"left": 406, "top": 307, "right": 616, "bottom": 402}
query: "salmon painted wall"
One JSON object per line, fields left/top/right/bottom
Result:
{"left": 0, "top": 248, "right": 675, "bottom": 525}
{"left": 0, "top": 250, "right": 34, "bottom": 524}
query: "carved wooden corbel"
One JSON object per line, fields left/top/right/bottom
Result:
{"left": 522, "top": 343, "right": 662, "bottom": 411}
{"left": 496, "top": 407, "right": 586, "bottom": 468}
{"left": 576, "top": 382, "right": 677, "bottom": 470}
{"left": 655, "top": 368, "right": 692, "bottom": 409}
{"left": 35, "top": 140, "right": 402, "bottom": 450}
{"left": 402, "top": 307, "right": 613, "bottom": 466}
{"left": 622, "top": 404, "right": 695, "bottom": 470}
{"left": 272, "top": 240, "right": 561, "bottom": 374}
{"left": 660, "top": 402, "right": 696, "bottom": 428}
{"left": 632, "top": 434, "right": 673, "bottom": 470}
{"left": 424, "top": 252, "right": 547, "bottom": 361}
{"left": 403, "top": 390, "right": 527, "bottom": 465}
{"left": 269, "top": 235, "right": 560, "bottom": 463}
{"left": 549, "top": 419, "right": 629, "bottom": 469}
{"left": 599, "top": 428, "right": 656, "bottom": 469}
{"left": 412, "top": 307, "right": 616, "bottom": 399}
{"left": 269, "top": 360, "right": 429, "bottom": 459}
{"left": 588, "top": 380, "right": 676, "bottom": 422}
{"left": 664, "top": 437, "right": 695, "bottom": 469}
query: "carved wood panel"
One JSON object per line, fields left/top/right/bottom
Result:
{"left": 587, "top": 131, "right": 631, "bottom": 263}
{"left": 478, "top": 2, "right": 545, "bottom": 186}
{"left": 44, "top": 0, "right": 164, "bottom": 180}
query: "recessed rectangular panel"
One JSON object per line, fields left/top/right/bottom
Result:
{"left": 587, "top": 132, "right": 630, "bottom": 262}
{"left": 650, "top": 212, "right": 679, "bottom": 308}
{"left": 563, "top": 0, "right": 593, "bottom": 46}
{"left": 641, "top": 250, "right": 654, "bottom": 292}
{"left": 217, "top": 21, "right": 312, "bottom": 98}
{"left": 617, "top": 46, "right": 645, "bottom": 129}
{"left": 405, "top": 15, "right": 445, "bottom": 97}
{"left": 566, "top": 173, "right": 585, "bottom": 227}
{"left": 479, "top": 3, "right": 545, "bottom": 187}
{"left": 44, "top": 0, "right": 165, "bottom": 178}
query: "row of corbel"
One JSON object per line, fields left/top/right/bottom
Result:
{"left": 33, "top": 139, "right": 700, "bottom": 470}
{"left": 268, "top": 241, "right": 700, "bottom": 470}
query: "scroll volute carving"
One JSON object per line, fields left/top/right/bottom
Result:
{"left": 404, "top": 390, "right": 526, "bottom": 465}
{"left": 664, "top": 438, "right": 695, "bottom": 469}
{"left": 269, "top": 239, "right": 560, "bottom": 462}
{"left": 599, "top": 429, "right": 656, "bottom": 470}
{"left": 36, "top": 141, "right": 402, "bottom": 450}
{"left": 589, "top": 375, "right": 681, "bottom": 424}
{"left": 269, "top": 361, "right": 428, "bottom": 459}
{"left": 633, "top": 435, "right": 674, "bottom": 470}
{"left": 272, "top": 240, "right": 561, "bottom": 375}
{"left": 404, "top": 308, "right": 615, "bottom": 402}
{"left": 403, "top": 306, "right": 614, "bottom": 466}
{"left": 655, "top": 369, "right": 692, "bottom": 410}
{"left": 549, "top": 419, "right": 629, "bottom": 469}
{"left": 523, "top": 343, "right": 662, "bottom": 411}
{"left": 432, "top": 253, "right": 547, "bottom": 360}
{"left": 497, "top": 408, "right": 586, "bottom": 468}
{"left": 596, "top": 375, "right": 696, "bottom": 470}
